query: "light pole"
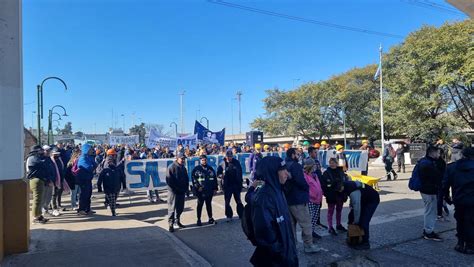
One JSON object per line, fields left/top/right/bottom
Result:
{"left": 200, "top": 117, "right": 209, "bottom": 129}
{"left": 179, "top": 90, "right": 185, "bottom": 134}
{"left": 48, "top": 105, "right": 68, "bottom": 145}
{"left": 170, "top": 122, "right": 178, "bottom": 137}
{"left": 236, "top": 91, "right": 242, "bottom": 134}
{"left": 37, "top": 77, "right": 68, "bottom": 145}
{"left": 342, "top": 107, "right": 347, "bottom": 149}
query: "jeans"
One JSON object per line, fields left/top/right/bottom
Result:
{"left": 168, "top": 187, "right": 185, "bottom": 224}
{"left": 349, "top": 201, "right": 380, "bottom": 243}
{"left": 78, "top": 179, "right": 93, "bottom": 212}
{"left": 42, "top": 184, "right": 54, "bottom": 211}
{"left": 52, "top": 187, "right": 63, "bottom": 209}
{"left": 224, "top": 187, "right": 243, "bottom": 219}
{"left": 70, "top": 186, "right": 81, "bottom": 209}
{"left": 421, "top": 193, "right": 437, "bottom": 234}
{"left": 197, "top": 194, "right": 213, "bottom": 220}
{"left": 29, "top": 178, "right": 45, "bottom": 218}
{"left": 289, "top": 204, "right": 313, "bottom": 245}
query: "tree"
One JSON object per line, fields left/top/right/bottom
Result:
{"left": 61, "top": 122, "right": 73, "bottom": 135}
{"left": 384, "top": 20, "right": 473, "bottom": 142}
{"left": 129, "top": 123, "right": 146, "bottom": 143}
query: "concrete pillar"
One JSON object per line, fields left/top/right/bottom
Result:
{"left": 0, "top": 0, "right": 29, "bottom": 261}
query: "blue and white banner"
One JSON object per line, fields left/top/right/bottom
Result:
{"left": 109, "top": 135, "right": 139, "bottom": 146}
{"left": 194, "top": 120, "right": 225, "bottom": 146}
{"left": 146, "top": 128, "right": 198, "bottom": 150}
{"left": 125, "top": 150, "right": 368, "bottom": 190}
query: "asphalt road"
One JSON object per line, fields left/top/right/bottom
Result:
{"left": 88, "top": 165, "right": 472, "bottom": 266}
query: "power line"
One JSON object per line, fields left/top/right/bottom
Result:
{"left": 401, "top": 0, "right": 465, "bottom": 15}
{"left": 207, "top": 0, "right": 404, "bottom": 39}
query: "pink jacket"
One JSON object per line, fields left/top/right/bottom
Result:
{"left": 304, "top": 173, "right": 323, "bottom": 204}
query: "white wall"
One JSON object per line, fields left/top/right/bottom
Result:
{"left": 0, "top": 0, "right": 23, "bottom": 180}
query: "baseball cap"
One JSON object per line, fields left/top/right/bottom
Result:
{"left": 226, "top": 150, "right": 233, "bottom": 157}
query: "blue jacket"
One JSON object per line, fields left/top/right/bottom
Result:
{"left": 250, "top": 156, "right": 298, "bottom": 267}
{"left": 283, "top": 157, "right": 309, "bottom": 206}
{"left": 76, "top": 144, "right": 96, "bottom": 181}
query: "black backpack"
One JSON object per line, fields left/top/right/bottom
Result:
{"left": 241, "top": 203, "right": 257, "bottom": 246}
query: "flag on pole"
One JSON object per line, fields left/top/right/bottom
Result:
{"left": 374, "top": 62, "right": 381, "bottom": 80}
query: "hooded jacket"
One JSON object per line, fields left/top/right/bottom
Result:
{"left": 419, "top": 156, "right": 443, "bottom": 195}
{"left": 76, "top": 144, "right": 97, "bottom": 181}
{"left": 217, "top": 158, "right": 243, "bottom": 190}
{"left": 443, "top": 158, "right": 474, "bottom": 206}
{"left": 97, "top": 157, "right": 122, "bottom": 194}
{"left": 283, "top": 157, "right": 309, "bottom": 206}
{"left": 26, "top": 149, "right": 49, "bottom": 182}
{"left": 166, "top": 161, "right": 189, "bottom": 194}
{"left": 250, "top": 156, "right": 298, "bottom": 267}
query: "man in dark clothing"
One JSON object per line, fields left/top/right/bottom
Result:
{"left": 395, "top": 143, "right": 406, "bottom": 173}
{"left": 419, "top": 146, "right": 443, "bottom": 241}
{"left": 51, "top": 147, "right": 66, "bottom": 213}
{"left": 26, "top": 145, "right": 49, "bottom": 224}
{"left": 249, "top": 156, "right": 299, "bottom": 267}
{"left": 284, "top": 148, "right": 320, "bottom": 253}
{"left": 343, "top": 181, "right": 380, "bottom": 250}
{"left": 217, "top": 150, "right": 244, "bottom": 221}
{"left": 443, "top": 147, "right": 474, "bottom": 254}
{"left": 191, "top": 155, "right": 218, "bottom": 226}
{"left": 76, "top": 143, "right": 97, "bottom": 215}
{"left": 166, "top": 152, "right": 189, "bottom": 232}
{"left": 41, "top": 145, "right": 57, "bottom": 216}
{"left": 97, "top": 149, "right": 122, "bottom": 216}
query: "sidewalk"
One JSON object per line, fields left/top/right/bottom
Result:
{"left": 3, "top": 209, "right": 210, "bottom": 267}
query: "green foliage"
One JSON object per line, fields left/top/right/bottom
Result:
{"left": 61, "top": 122, "right": 73, "bottom": 135}
{"left": 129, "top": 123, "right": 146, "bottom": 143}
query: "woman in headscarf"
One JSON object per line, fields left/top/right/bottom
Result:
{"left": 249, "top": 156, "right": 298, "bottom": 267}
{"left": 76, "top": 143, "right": 97, "bottom": 215}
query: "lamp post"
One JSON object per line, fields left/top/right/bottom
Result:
{"left": 170, "top": 122, "right": 178, "bottom": 137}
{"left": 37, "top": 77, "right": 68, "bottom": 145}
{"left": 48, "top": 105, "right": 68, "bottom": 145}
{"left": 200, "top": 117, "right": 209, "bottom": 129}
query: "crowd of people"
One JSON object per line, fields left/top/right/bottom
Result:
{"left": 24, "top": 137, "right": 473, "bottom": 266}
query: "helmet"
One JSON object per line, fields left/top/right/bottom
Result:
{"left": 321, "top": 141, "right": 327, "bottom": 145}
{"left": 314, "top": 143, "right": 321, "bottom": 148}
{"left": 362, "top": 140, "right": 368, "bottom": 144}
{"left": 263, "top": 144, "right": 270, "bottom": 150}
{"left": 335, "top": 144, "right": 344, "bottom": 151}
{"left": 254, "top": 143, "right": 261, "bottom": 149}
{"left": 302, "top": 141, "right": 310, "bottom": 146}
{"left": 106, "top": 149, "right": 117, "bottom": 156}
{"left": 284, "top": 143, "right": 291, "bottom": 149}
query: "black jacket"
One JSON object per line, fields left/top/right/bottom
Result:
{"left": 217, "top": 158, "right": 243, "bottom": 190}
{"left": 419, "top": 156, "right": 443, "bottom": 195}
{"left": 443, "top": 159, "right": 474, "bottom": 206}
{"left": 283, "top": 157, "right": 309, "bottom": 206}
{"left": 65, "top": 162, "right": 76, "bottom": 190}
{"left": 191, "top": 164, "right": 217, "bottom": 198}
{"left": 97, "top": 160, "right": 122, "bottom": 194}
{"left": 166, "top": 161, "right": 189, "bottom": 194}
{"left": 26, "top": 152, "right": 49, "bottom": 182}
{"left": 321, "top": 167, "right": 347, "bottom": 204}
{"left": 43, "top": 157, "right": 57, "bottom": 184}
{"left": 250, "top": 156, "right": 298, "bottom": 267}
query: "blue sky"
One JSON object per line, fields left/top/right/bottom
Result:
{"left": 23, "top": 0, "right": 467, "bottom": 135}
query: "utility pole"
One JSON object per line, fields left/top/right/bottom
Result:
{"left": 379, "top": 44, "right": 385, "bottom": 154}
{"left": 231, "top": 98, "right": 234, "bottom": 135}
{"left": 179, "top": 90, "right": 186, "bottom": 135}
{"left": 236, "top": 91, "right": 242, "bottom": 134}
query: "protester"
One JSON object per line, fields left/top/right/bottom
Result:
{"left": 321, "top": 158, "right": 348, "bottom": 235}
{"left": 192, "top": 155, "right": 218, "bottom": 226}
{"left": 359, "top": 140, "right": 370, "bottom": 175}
{"left": 443, "top": 147, "right": 474, "bottom": 254}
{"left": 97, "top": 149, "right": 122, "bottom": 216}
{"left": 42, "top": 145, "right": 57, "bottom": 217}
{"left": 51, "top": 147, "right": 69, "bottom": 214}
{"left": 144, "top": 152, "right": 164, "bottom": 203}
{"left": 307, "top": 147, "right": 325, "bottom": 229}
{"left": 418, "top": 146, "right": 443, "bottom": 241}
{"left": 284, "top": 148, "right": 321, "bottom": 253}
{"left": 434, "top": 146, "right": 448, "bottom": 222}
{"left": 249, "top": 143, "right": 263, "bottom": 185}
{"left": 65, "top": 148, "right": 81, "bottom": 210}
{"left": 217, "top": 150, "right": 244, "bottom": 222}
{"left": 342, "top": 181, "right": 380, "bottom": 250}
{"left": 396, "top": 143, "right": 406, "bottom": 173}
{"left": 26, "top": 145, "right": 49, "bottom": 224}
{"left": 450, "top": 138, "right": 464, "bottom": 162}
{"left": 249, "top": 156, "right": 299, "bottom": 267}
{"left": 335, "top": 144, "right": 348, "bottom": 171}
{"left": 166, "top": 152, "right": 189, "bottom": 232}
{"left": 303, "top": 158, "right": 324, "bottom": 239}
{"left": 383, "top": 142, "right": 398, "bottom": 181}
{"left": 76, "top": 143, "right": 97, "bottom": 215}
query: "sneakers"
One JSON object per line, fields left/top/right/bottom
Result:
{"left": 328, "top": 227, "right": 337, "bottom": 236}
{"left": 177, "top": 221, "right": 186, "bottom": 228}
{"left": 77, "top": 210, "right": 88, "bottom": 216}
{"left": 423, "top": 231, "right": 442, "bottom": 241}
{"left": 304, "top": 243, "right": 322, "bottom": 253}
{"left": 208, "top": 218, "right": 216, "bottom": 225}
{"left": 197, "top": 220, "right": 202, "bottom": 227}
{"left": 336, "top": 224, "right": 347, "bottom": 232}
{"left": 312, "top": 232, "right": 322, "bottom": 240}
{"left": 111, "top": 209, "right": 117, "bottom": 216}
{"left": 169, "top": 224, "right": 175, "bottom": 233}
{"left": 33, "top": 216, "right": 48, "bottom": 224}
{"left": 52, "top": 210, "right": 61, "bottom": 217}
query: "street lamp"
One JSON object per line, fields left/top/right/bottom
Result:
{"left": 200, "top": 117, "right": 209, "bottom": 129}
{"left": 170, "top": 122, "right": 178, "bottom": 137}
{"left": 37, "top": 77, "right": 68, "bottom": 145}
{"left": 52, "top": 112, "right": 62, "bottom": 120}
{"left": 48, "top": 105, "right": 68, "bottom": 145}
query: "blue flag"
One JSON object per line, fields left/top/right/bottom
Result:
{"left": 194, "top": 121, "right": 225, "bottom": 146}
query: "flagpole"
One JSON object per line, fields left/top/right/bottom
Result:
{"left": 379, "top": 44, "right": 385, "bottom": 155}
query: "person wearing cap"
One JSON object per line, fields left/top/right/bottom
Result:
{"left": 217, "top": 150, "right": 244, "bottom": 222}
{"left": 342, "top": 181, "right": 380, "bottom": 250}
{"left": 26, "top": 145, "right": 49, "bottom": 224}
{"left": 41, "top": 145, "right": 58, "bottom": 217}
{"left": 359, "top": 140, "right": 370, "bottom": 175}
{"left": 97, "top": 149, "right": 122, "bottom": 216}
{"left": 335, "top": 144, "right": 348, "bottom": 172}
{"left": 321, "top": 141, "right": 329, "bottom": 150}
{"left": 443, "top": 147, "right": 474, "bottom": 254}
{"left": 166, "top": 152, "right": 189, "bottom": 232}
{"left": 191, "top": 155, "right": 218, "bottom": 226}
{"left": 303, "top": 158, "right": 324, "bottom": 240}
{"left": 50, "top": 146, "right": 69, "bottom": 215}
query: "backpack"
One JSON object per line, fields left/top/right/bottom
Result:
{"left": 408, "top": 158, "right": 424, "bottom": 191}
{"left": 71, "top": 159, "right": 80, "bottom": 176}
{"left": 241, "top": 203, "right": 257, "bottom": 246}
